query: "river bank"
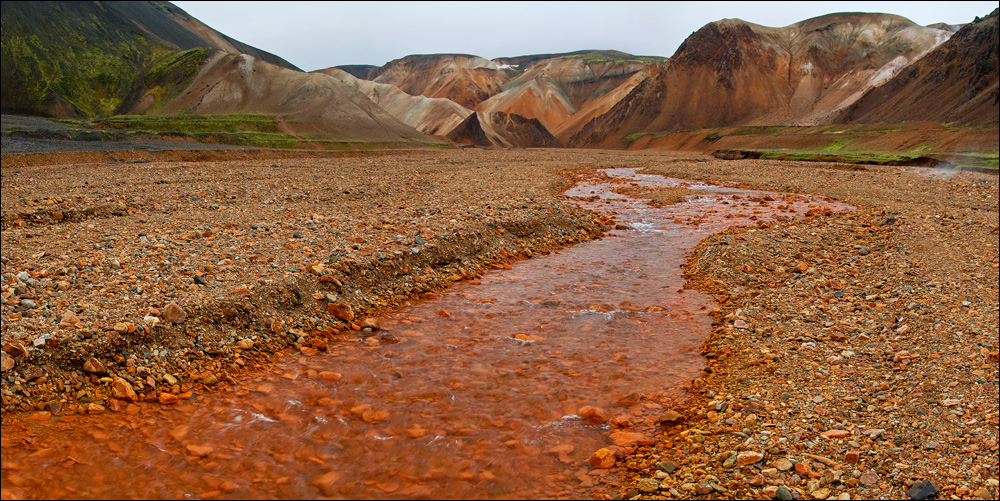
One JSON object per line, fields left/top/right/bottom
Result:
{"left": 605, "top": 157, "right": 999, "bottom": 500}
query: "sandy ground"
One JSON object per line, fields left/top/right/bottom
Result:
{"left": 1, "top": 147, "right": 997, "bottom": 500}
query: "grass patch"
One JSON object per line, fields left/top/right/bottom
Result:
{"left": 96, "top": 114, "right": 284, "bottom": 134}
{"left": 725, "top": 126, "right": 789, "bottom": 136}
{"left": 560, "top": 54, "right": 665, "bottom": 66}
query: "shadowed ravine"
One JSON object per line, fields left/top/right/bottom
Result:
{"left": 0, "top": 168, "right": 852, "bottom": 500}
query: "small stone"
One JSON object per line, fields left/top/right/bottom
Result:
{"left": 162, "top": 373, "right": 178, "bottom": 386}
{"left": 159, "top": 392, "right": 179, "bottom": 404}
{"left": 82, "top": 357, "right": 107, "bottom": 375}
{"left": 812, "top": 488, "right": 831, "bottom": 500}
{"left": 193, "top": 275, "right": 206, "bottom": 285}
{"left": 747, "top": 474, "right": 765, "bottom": 487}
{"left": 737, "top": 451, "right": 764, "bottom": 466}
{"left": 609, "top": 431, "right": 645, "bottom": 447}
{"left": 906, "top": 480, "right": 938, "bottom": 500}
{"left": 588, "top": 448, "right": 616, "bottom": 469}
{"left": 327, "top": 303, "right": 354, "bottom": 322}
{"left": 822, "top": 429, "right": 851, "bottom": 439}
{"left": 696, "top": 483, "right": 713, "bottom": 495}
{"left": 659, "top": 410, "right": 684, "bottom": 423}
{"left": 59, "top": 312, "right": 81, "bottom": 329}
{"left": 360, "top": 317, "right": 381, "bottom": 331}
{"left": 114, "top": 323, "right": 129, "bottom": 333}
{"left": 844, "top": 450, "right": 861, "bottom": 464}
{"left": 776, "top": 485, "right": 794, "bottom": 500}
{"left": 162, "top": 302, "right": 187, "bottom": 324}
{"left": 657, "top": 461, "right": 677, "bottom": 474}
{"left": 236, "top": 339, "right": 254, "bottom": 350}
{"left": 186, "top": 444, "right": 213, "bottom": 457}
{"left": 317, "top": 371, "right": 341, "bottom": 382}
{"left": 794, "top": 462, "right": 812, "bottom": 476}
{"left": 578, "top": 405, "right": 608, "bottom": 425}
{"left": 202, "top": 374, "right": 219, "bottom": 385}
{"left": 1, "top": 352, "right": 13, "bottom": 372}
{"left": 734, "top": 319, "right": 750, "bottom": 329}
{"left": 972, "top": 488, "right": 992, "bottom": 500}
{"left": 111, "top": 377, "right": 138, "bottom": 402}
{"left": 773, "top": 458, "right": 793, "bottom": 472}
{"left": 86, "top": 403, "right": 105, "bottom": 415}
{"left": 859, "top": 470, "right": 878, "bottom": 486}
{"left": 637, "top": 478, "right": 659, "bottom": 493}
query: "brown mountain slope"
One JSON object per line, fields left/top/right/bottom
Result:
{"left": 447, "top": 111, "right": 561, "bottom": 148}
{"left": 476, "top": 55, "right": 658, "bottom": 133}
{"left": 837, "top": 8, "right": 999, "bottom": 126}
{"left": 569, "top": 13, "right": 955, "bottom": 148}
{"left": 155, "top": 51, "right": 436, "bottom": 143}
{"left": 551, "top": 65, "right": 658, "bottom": 143}
{"left": 319, "top": 68, "right": 473, "bottom": 137}
{"left": 372, "top": 54, "right": 509, "bottom": 109}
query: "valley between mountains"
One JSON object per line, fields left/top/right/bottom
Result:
{"left": 1, "top": 2, "right": 997, "bottom": 500}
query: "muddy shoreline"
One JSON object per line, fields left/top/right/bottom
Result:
{"left": 2, "top": 148, "right": 998, "bottom": 500}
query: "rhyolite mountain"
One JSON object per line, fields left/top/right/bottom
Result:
{"left": 837, "top": 8, "right": 999, "bottom": 126}
{"left": 2, "top": 1, "right": 996, "bottom": 150}
{"left": 568, "top": 13, "right": 968, "bottom": 148}
{"left": 1, "top": 0, "right": 442, "bottom": 145}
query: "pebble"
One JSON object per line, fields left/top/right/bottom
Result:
{"left": 776, "top": 485, "right": 794, "bottom": 500}
{"left": 636, "top": 478, "right": 659, "bottom": 493}
{"left": 111, "top": 377, "right": 138, "bottom": 403}
{"left": 659, "top": 410, "right": 683, "bottom": 423}
{"left": 162, "top": 302, "right": 186, "bottom": 324}
{"left": 906, "top": 480, "right": 939, "bottom": 500}
{"left": 588, "top": 448, "right": 616, "bottom": 469}
{"left": 82, "top": 357, "right": 107, "bottom": 375}
{"left": 859, "top": 470, "right": 878, "bottom": 486}
{"left": 737, "top": 451, "right": 764, "bottom": 466}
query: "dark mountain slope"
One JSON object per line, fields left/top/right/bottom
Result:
{"left": 837, "top": 8, "right": 999, "bottom": 126}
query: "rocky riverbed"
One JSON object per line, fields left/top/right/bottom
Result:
{"left": 1, "top": 148, "right": 997, "bottom": 500}
{"left": 598, "top": 157, "right": 999, "bottom": 500}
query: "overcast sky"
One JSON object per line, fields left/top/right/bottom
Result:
{"left": 172, "top": 1, "right": 998, "bottom": 71}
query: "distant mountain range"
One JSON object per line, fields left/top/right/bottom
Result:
{"left": 2, "top": 1, "right": 996, "bottom": 149}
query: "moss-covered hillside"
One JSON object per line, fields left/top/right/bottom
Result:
{"left": 1, "top": 2, "right": 179, "bottom": 117}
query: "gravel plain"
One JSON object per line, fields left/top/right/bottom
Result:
{"left": 1, "top": 147, "right": 997, "bottom": 500}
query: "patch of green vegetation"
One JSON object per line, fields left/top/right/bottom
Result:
{"left": 624, "top": 132, "right": 646, "bottom": 142}
{"left": 560, "top": 54, "right": 665, "bottom": 66}
{"left": 1, "top": 2, "right": 181, "bottom": 117}
{"left": 97, "top": 114, "right": 283, "bottom": 134}
{"left": 725, "top": 126, "right": 789, "bottom": 136}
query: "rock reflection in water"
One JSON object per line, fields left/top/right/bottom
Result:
{"left": 0, "top": 168, "right": 851, "bottom": 500}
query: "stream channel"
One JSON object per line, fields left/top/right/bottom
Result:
{"left": 0, "top": 167, "right": 851, "bottom": 499}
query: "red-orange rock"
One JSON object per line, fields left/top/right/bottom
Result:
{"left": 327, "top": 303, "right": 354, "bottom": 322}
{"left": 588, "top": 448, "right": 616, "bottom": 469}
{"left": 578, "top": 405, "right": 608, "bottom": 425}
{"left": 159, "top": 392, "right": 179, "bottom": 405}
{"left": 111, "top": 377, "right": 138, "bottom": 402}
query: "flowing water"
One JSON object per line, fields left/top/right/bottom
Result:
{"left": 0, "top": 168, "right": 851, "bottom": 499}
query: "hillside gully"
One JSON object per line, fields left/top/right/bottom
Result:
{"left": 0, "top": 168, "right": 849, "bottom": 499}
